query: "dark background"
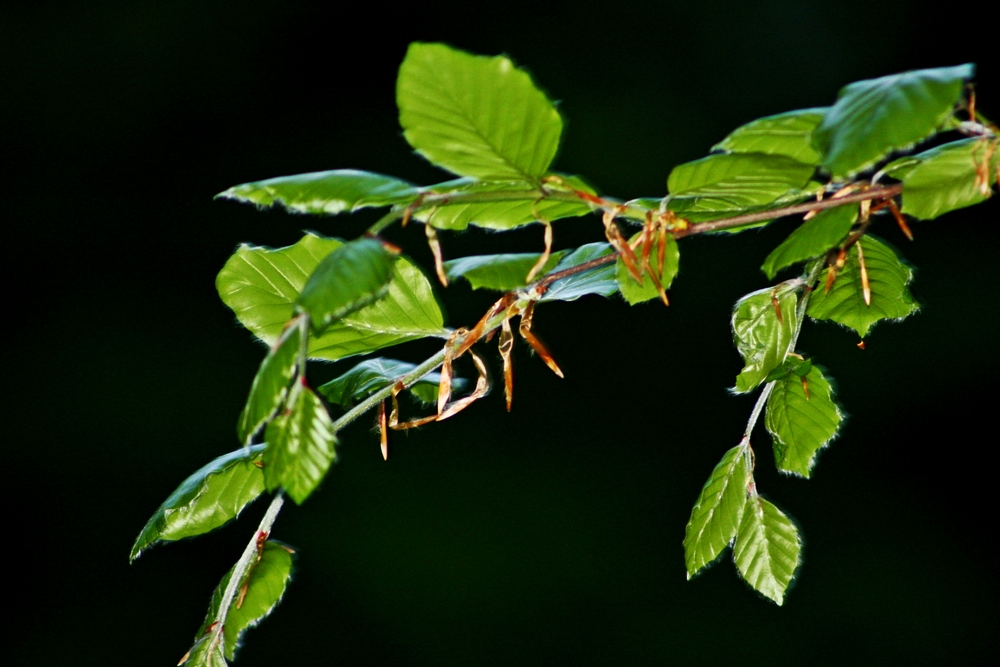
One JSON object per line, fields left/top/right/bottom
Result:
{"left": 7, "top": 1, "right": 997, "bottom": 665}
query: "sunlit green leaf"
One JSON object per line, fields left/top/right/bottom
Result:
{"left": 444, "top": 251, "right": 568, "bottom": 291}
{"left": 215, "top": 170, "right": 419, "bottom": 215}
{"left": 237, "top": 325, "right": 301, "bottom": 446}
{"left": 812, "top": 64, "right": 974, "bottom": 178}
{"left": 217, "top": 233, "right": 448, "bottom": 362}
{"left": 416, "top": 175, "right": 595, "bottom": 230}
{"left": 538, "top": 242, "right": 619, "bottom": 302}
{"left": 684, "top": 444, "right": 750, "bottom": 577}
{"left": 263, "top": 384, "right": 337, "bottom": 504}
{"left": 761, "top": 205, "right": 857, "bottom": 279}
{"left": 397, "top": 42, "right": 562, "bottom": 181}
{"left": 807, "top": 234, "right": 918, "bottom": 338}
{"left": 317, "top": 357, "right": 460, "bottom": 408}
{"left": 733, "top": 496, "right": 801, "bottom": 605}
{"left": 888, "top": 138, "right": 998, "bottom": 220}
{"left": 616, "top": 233, "right": 679, "bottom": 304}
{"left": 131, "top": 447, "right": 266, "bottom": 562}
{"left": 296, "top": 238, "right": 396, "bottom": 333}
{"left": 667, "top": 153, "right": 816, "bottom": 220}
{"left": 196, "top": 542, "right": 294, "bottom": 660}
{"left": 766, "top": 365, "right": 842, "bottom": 477}
{"left": 732, "top": 288, "right": 798, "bottom": 393}
{"left": 713, "top": 108, "right": 828, "bottom": 164}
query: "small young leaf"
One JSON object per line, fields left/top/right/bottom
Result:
{"left": 443, "top": 251, "right": 568, "bottom": 291}
{"left": 807, "top": 235, "right": 918, "bottom": 338}
{"left": 215, "top": 170, "right": 419, "bottom": 215}
{"left": 713, "top": 108, "right": 828, "bottom": 164}
{"left": 216, "top": 233, "right": 448, "bottom": 361}
{"left": 131, "top": 446, "right": 266, "bottom": 562}
{"left": 538, "top": 242, "right": 619, "bottom": 302}
{"left": 812, "top": 64, "right": 974, "bottom": 179}
{"left": 237, "top": 325, "right": 301, "bottom": 445}
{"left": 297, "top": 238, "right": 396, "bottom": 333}
{"left": 317, "top": 357, "right": 459, "bottom": 408}
{"left": 667, "top": 153, "right": 816, "bottom": 216}
{"left": 889, "top": 138, "right": 998, "bottom": 220}
{"left": 733, "top": 496, "right": 801, "bottom": 605}
{"left": 732, "top": 288, "right": 798, "bottom": 394}
{"left": 263, "top": 383, "right": 337, "bottom": 504}
{"left": 397, "top": 43, "right": 562, "bottom": 181}
{"left": 683, "top": 444, "right": 751, "bottom": 577}
{"left": 761, "top": 205, "right": 857, "bottom": 279}
{"left": 616, "top": 233, "right": 680, "bottom": 305}
{"left": 766, "top": 365, "right": 842, "bottom": 477}
{"left": 196, "top": 542, "right": 294, "bottom": 661}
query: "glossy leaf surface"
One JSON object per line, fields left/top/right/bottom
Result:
{"left": 263, "top": 383, "right": 337, "bottom": 504}
{"left": 397, "top": 43, "right": 562, "bottom": 181}
{"left": 131, "top": 446, "right": 266, "bottom": 561}
{"left": 616, "top": 233, "right": 679, "bottom": 304}
{"left": 296, "top": 238, "right": 396, "bottom": 333}
{"left": 761, "top": 205, "right": 857, "bottom": 279}
{"left": 766, "top": 365, "right": 842, "bottom": 477}
{"left": 734, "top": 497, "right": 801, "bottom": 605}
{"left": 416, "top": 176, "right": 595, "bottom": 230}
{"left": 713, "top": 108, "right": 828, "bottom": 164}
{"left": 538, "top": 242, "right": 619, "bottom": 302}
{"left": 215, "top": 170, "right": 418, "bottom": 215}
{"left": 684, "top": 445, "right": 750, "bottom": 577}
{"left": 732, "top": 288, "right": 798, "bottom": 393}
{"left": 217, "top": 233, "right": 448, "bottom": 361}
{"left": 890, "top": 138, "right": 998, "bottom": 220}
{"left": 812, "top": 64, "right": 973, "bottom": 178}
{"left": 317, "top": 357, "right": 456, "bottom": 408}
{"left": 444, "top": 251, "right": 568, "bottom": 291}
{"left": 237, "top": 325, "right": 300, "bottom": 446}
{"left": 667, "top": 153, "right": 816, "bottom": 218}
{"left": 807, "top": 235, "right": 918, "bottom": 337}
{"left": 197, "top": 542, "right": 294, "bottom": 660}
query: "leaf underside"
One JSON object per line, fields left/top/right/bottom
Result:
{"left": 713, "top": 108, "right": 828, "bottom": 164}
{"left": 890, "top": 137, "right": 998, "bottom": 220}
{"left": 317, "top": 357, "right": 457, "bottom": 408}
{"left": 539, "top": 242, "right": 619, "bottom": 302}
{"left": 732, "top": 288, "right": 798, "bottom": 393}
{"left": 807, "top": 234, "right": 918, "bottom": 338}
{"left": 761, "top": 205, "right": 857, "bottom": 280}
{"left": 733, "top": 496, "right": 801, "bottom": 605}
{"left": 444, "top": 250, "right": 568, "bottom": 291}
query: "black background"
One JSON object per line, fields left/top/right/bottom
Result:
{"left": 7, "top": 1, "right": 998, "bottom": 664}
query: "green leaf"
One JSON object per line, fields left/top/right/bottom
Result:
{"left": 443, "top": 251, "right": 568, "bottom": 291}
{"left": 181, "top": 635, "right": 227, "bottom": 667}
{"left": 317, "top": 357, "right": 460, "bottom": 408}
{"left": 237, "top": 324, "right": 301, "bottom": 446}
{"left": 616, "top": 233, "right": 680, "bottom": 304}
{"left": 807, "top": 234, "right": 918, "bottom": 338}
{"left": 765, "top": 365, "right": 842, "bottom": 477}
{"left": 667, "top": 153, "right": 816, "bottom": 218}
{"left": 732, "top": 288, "right": 798, "bottom": 394}
{"left": 131, "top": 446, "right": 266, "bottom": 562}
{"left": 416, "top": 175, "right": 595, "bottom": 231}
{"left": 195, "top": 542, "right": 294, "bottom": 661}
{"left": 733, "top": 496, "right": 801, "bottom": 605}
{"left": 538, "top": 242, "right": 619, "bottom": 302}
{"left": 683, "top": 444, "right": 751, "bottom": 578}
{"left": 216, "top": 233, "right": 448, "bottom": 362}
{"left": 713, "top": 108, "right": 828, "bottom": 164}
{"left": 812, "top": 64, "right": 974, "bottom": 178}
{"left": 890, "top": 138, "right": 998, "bottom": 220}
{"left": 263, "top": 383, "right": 337, "bottom": 504}
{"left": 397, "top": 42, "right": 562, "bottom": 181}
{"left": 296, "top": 238, "right": 396, "bottom": 333}
{"left": 215, "top": 170, "right": 419, "bottom": 215}
{"left": 761, "top": 205, "right": 858, "bottom": 279}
